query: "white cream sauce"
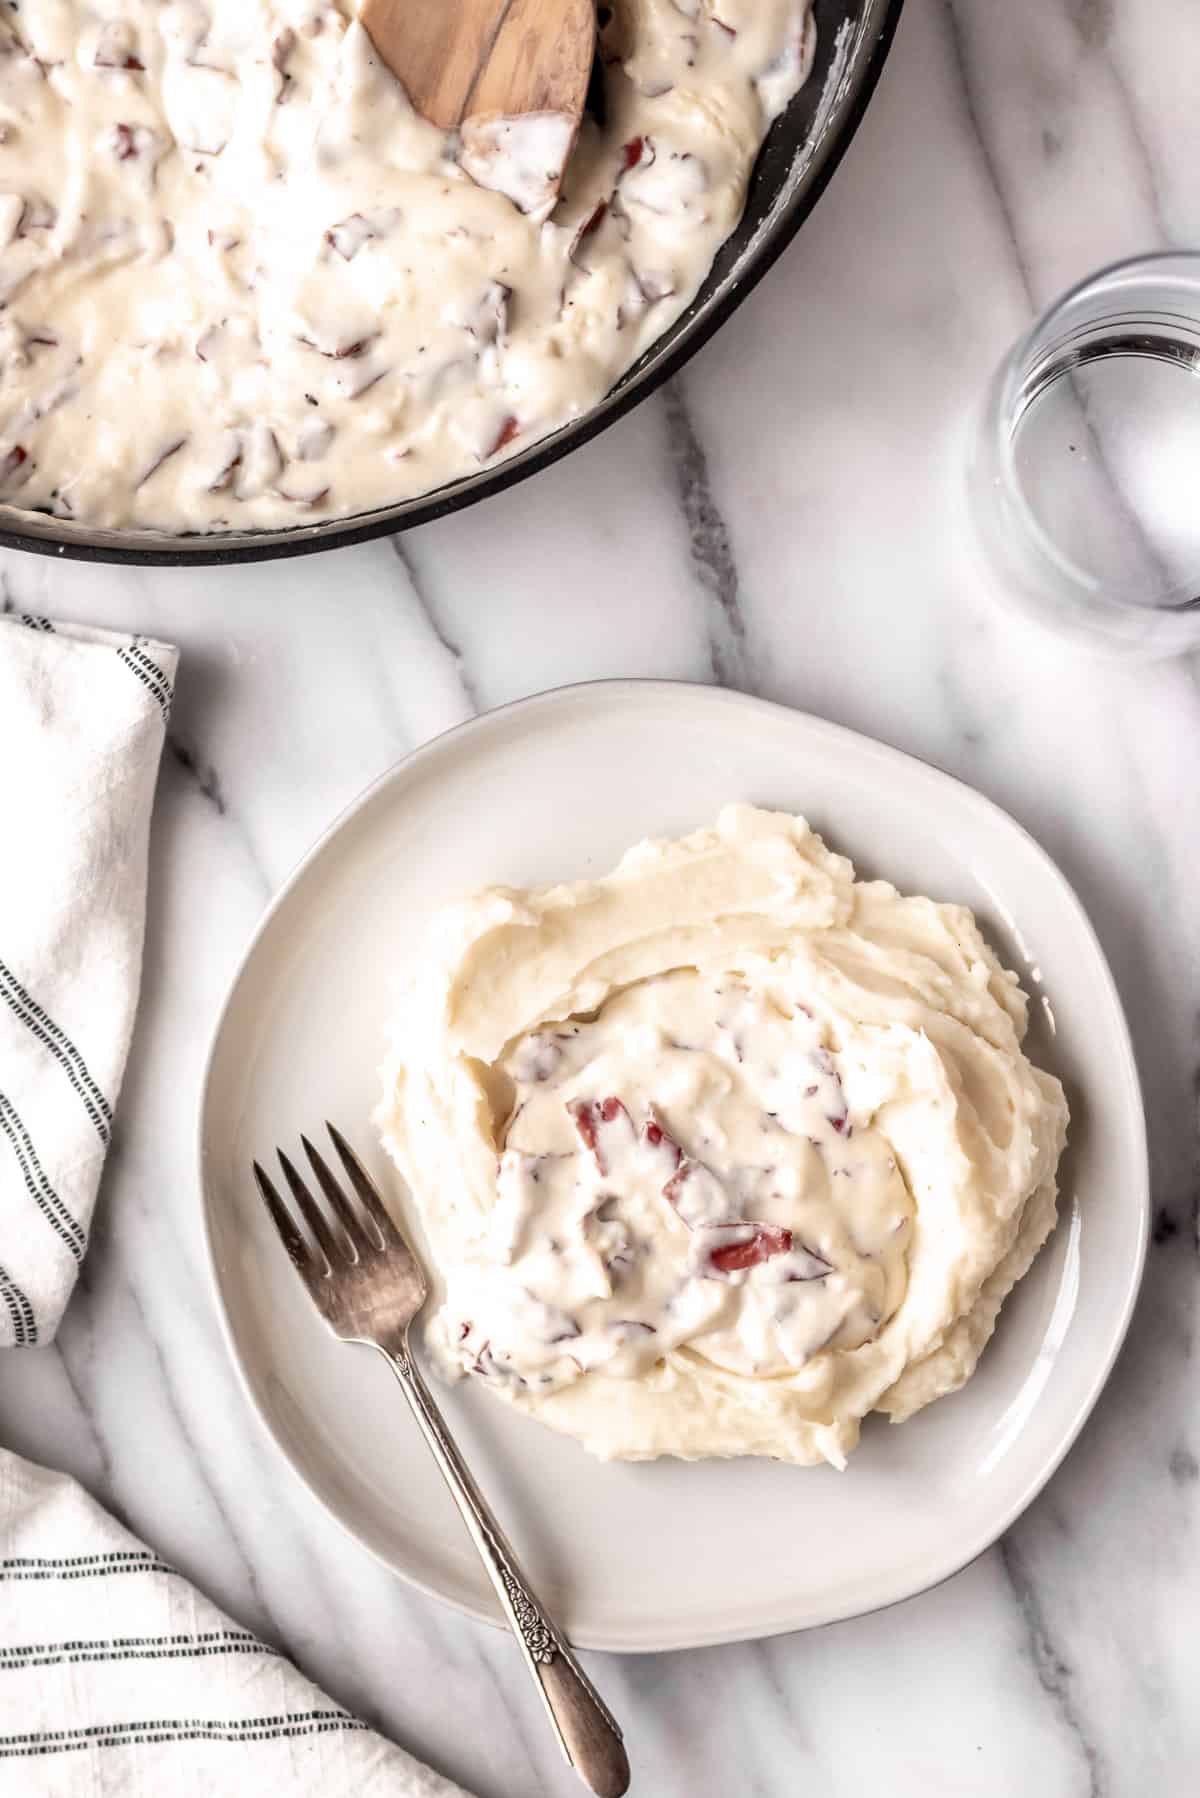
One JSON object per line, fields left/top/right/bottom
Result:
{"left": 0, "top": 0, "right": 814, "bottom": 531}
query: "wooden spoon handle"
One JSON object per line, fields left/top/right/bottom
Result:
{"left": 362, "top": 0, "right": 509, "bottom": 130}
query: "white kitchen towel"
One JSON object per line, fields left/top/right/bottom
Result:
{"left": 0, "top": 1449, "right": 473, "bottom": 1795}
{"left": 0, "top": 611, "right": 177, "bottom": 1346}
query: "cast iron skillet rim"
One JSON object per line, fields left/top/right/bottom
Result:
{"left": 0, "top": 0, "right": 904, "bottom": 568}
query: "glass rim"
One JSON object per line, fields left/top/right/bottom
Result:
{"left": 990, "top": 249, "right": 1200, "bottom": 617}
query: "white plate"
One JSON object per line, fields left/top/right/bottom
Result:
{"left": 198, "top": 681, "right": 1148, "bottom": 1653}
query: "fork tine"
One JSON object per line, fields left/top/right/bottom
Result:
{"left": 301, "top": 1133, "right": 376, "bottom": 1253}
{"left": 277, "top": 1148, "right": 351, "bottom": 1266}
{"left": 252, "top": 1159, "right": 322, "bottom": 1278}
{"left": 325, "top": 1122, "right": 403, "bottom": 1249}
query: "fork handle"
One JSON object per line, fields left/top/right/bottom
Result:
{"left": 375, "top": 1343, "right": 630, "bottom": 1798}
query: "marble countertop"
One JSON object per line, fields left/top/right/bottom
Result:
{"left": 2, "top": 0, "right": 1197, "bottom": 1791}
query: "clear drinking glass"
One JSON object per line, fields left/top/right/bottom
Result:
{"left": 969, "top": 252, "right": 1200, "bottom": 658}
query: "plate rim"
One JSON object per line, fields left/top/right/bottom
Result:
{"left": 197, "top": 678, "right": 1149, "bottom": 1653}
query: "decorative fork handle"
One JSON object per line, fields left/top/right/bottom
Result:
{"left": 375, "top": 1340, "right": 630, "bottom": 1798}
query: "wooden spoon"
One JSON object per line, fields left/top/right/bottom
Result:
{"left": 361, "top": 0, "right": 596, "bottom": 213}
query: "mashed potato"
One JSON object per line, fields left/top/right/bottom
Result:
{"left": 377, "top": 806, "right": 1068, "bottom": 1469}
{"left": 0, "top": 0, "right": 813, "bottom": 529}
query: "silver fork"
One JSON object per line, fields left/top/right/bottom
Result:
{"left": 252, "top": 1124, "right": 630, "bottom": 1798}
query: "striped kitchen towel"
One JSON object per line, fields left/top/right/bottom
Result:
{"left": 0, "top": 615, "right": 477, "bottom": 1793}
{"left": 0, "top": 612, "right": 177, "bottom": 1346}
{"left": 0, "top": 1449, "right": 473, "bottom": 1795}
